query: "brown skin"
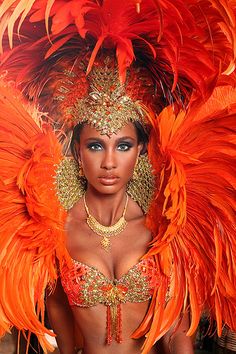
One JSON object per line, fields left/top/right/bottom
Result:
{"left": 47, "top": 123, "right": 194, "bottom": 354}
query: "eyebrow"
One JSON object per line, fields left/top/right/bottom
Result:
{"left": 85, "top": 136, "right": 136, "bottom": 143}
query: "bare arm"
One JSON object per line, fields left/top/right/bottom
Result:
{"left": 46, "top": 278, "right": 79, "bottom": 354}
{"left": 161, "top": 312, "right": 194, "bottom": 354}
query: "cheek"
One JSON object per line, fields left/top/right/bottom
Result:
{"left": 120, "top": 153, "right": 138, "bottom": 178}
{"left": 80, "top": 152, "right": 99, "bottom": 177}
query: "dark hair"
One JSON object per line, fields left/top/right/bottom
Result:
{"left": 71, "top": 123, "right": 84, "bottom": 160}
{"left": 133, "top": 121, "right": 149, "bottom": 154}
{"left": 70, "top": 121, "right": 149, "bottom": 160}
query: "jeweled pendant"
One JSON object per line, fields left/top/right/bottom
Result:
{"left": 101, "top": 237, "right": 111, "bottom": 252}
{"left": 84, "top": 194, "right": 129, "bottom": 252}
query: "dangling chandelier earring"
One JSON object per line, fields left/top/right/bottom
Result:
{"left": 83, "top": 194, "right": 129, "bottom": 251}
{"left": 127, "top": 153, "right": 155, "bottom": 214}
{"left": 55, "top": 157, "right": 87, "bottom": 210}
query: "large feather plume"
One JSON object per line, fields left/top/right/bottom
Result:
{"left": 133, "top": 85, "right": 236, "bottom": 353}
{"left": 0, "top": 0, "right": 235, "bottom": 106}
{"left": 0, "top": 82, "right": 67, "bottom": 350}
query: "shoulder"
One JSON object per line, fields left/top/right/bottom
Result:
{"left": 68, "top": 198, "right": 85, "bottom": 220}
{"left": 126, "top": 196, "right": 145, "bottom": 221}
{"left": 65, "top": 198, "right": 87, "bottom": 250}
{"left": 125, "top": 207, "right": 152, "bottom": 254}
{"left": 66, "top": 198, "right": 85, "bottom": 229}
{"left": 126, "top": 197, "right": 152, "bottom": 239}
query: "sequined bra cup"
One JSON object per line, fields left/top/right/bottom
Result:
{"left": 61, "top": 257, "right": 160, "bottom": 344}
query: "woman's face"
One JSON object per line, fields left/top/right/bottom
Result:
{"left": 77, "top": 122, "right": 143, "bottom": 195}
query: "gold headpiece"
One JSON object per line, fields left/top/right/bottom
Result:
{"left": 52, "top": 56, "right": 154, "bottom": 136}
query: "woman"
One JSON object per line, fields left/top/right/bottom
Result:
{"left": 0, "top": 2, "right": 236, "bottom": 354}
{"left": 46, "top": 121, "right": 194, "bottom": 354}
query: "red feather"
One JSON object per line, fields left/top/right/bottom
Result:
{"left": 0, "top": 0, "right": 235, "bottom": 104}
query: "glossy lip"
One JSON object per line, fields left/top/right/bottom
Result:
{"left": 98, "top": 175, "right": 119, "bottom": 185}
{"left": 99, "top": 174, "right": 119, "bottom": 179}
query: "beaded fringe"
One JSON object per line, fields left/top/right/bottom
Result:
{"left": 106, "top": 304, "right": 122, "bottom": 344}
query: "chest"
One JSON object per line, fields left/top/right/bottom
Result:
{"left": 66, "top": 217, "right": 152, "bottom": 280}
{"left": 61, "top": 257, "right": 160, "bottom": 308}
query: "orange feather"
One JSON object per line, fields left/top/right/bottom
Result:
{"left": 137, "top": 85, "right": 236, "bottom": 352}
{"left": 0, "top": 82, "right": 68, "bottom": 349}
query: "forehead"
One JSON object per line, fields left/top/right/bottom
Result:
{"left": 80, "top": 122, "right": 138, "bottom": 141}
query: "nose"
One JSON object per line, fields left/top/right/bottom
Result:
{"left": 101, "top": 148, "right": 117, "bottom": 170}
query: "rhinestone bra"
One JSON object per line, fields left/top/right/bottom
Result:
{"left": 61, "top": 257, "right": 160, "bottom": 344}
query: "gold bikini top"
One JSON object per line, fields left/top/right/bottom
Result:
{"left": 60, "top": 257, "right": 160, "bottom": 344}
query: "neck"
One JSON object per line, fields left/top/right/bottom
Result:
{"left": 85, "top": 187, "right": 127, "bottom": 226}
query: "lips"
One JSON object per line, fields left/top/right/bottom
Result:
{"left": 99, "top": 174, "right": 118, "bottom": 179}
{"left": 98, "top": 175, "right": 119, "bottom": 185}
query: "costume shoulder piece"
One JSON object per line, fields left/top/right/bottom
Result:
{"left": 0, "top": 82, "right": 67, "bottom": 351}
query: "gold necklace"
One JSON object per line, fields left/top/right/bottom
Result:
{"left": 83, "top": 194, "right": 128, "bottom": 251}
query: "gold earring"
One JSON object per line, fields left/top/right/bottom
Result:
{"left": 127, "top": 153, "right": 155, "bottom": 214}
{"left": 55, "top": 158, "right": 87, "bottom": 210}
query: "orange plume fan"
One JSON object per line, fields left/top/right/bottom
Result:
{"left": 0, "top": 0, "right": 236, "bottom": 106}
{"left": 0, "top": 82, "right": 67, "bottom": 350}
{"left": 133, "top": 85, "right": 236, "bottom": 353}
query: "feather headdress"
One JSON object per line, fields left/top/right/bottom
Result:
{"left": 0, "top": 0, "right": 236, "bottom": 111}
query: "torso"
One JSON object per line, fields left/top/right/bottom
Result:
{"left": 63, "top": 197, "right": 156, "bottom": 354}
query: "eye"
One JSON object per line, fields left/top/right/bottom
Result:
{"left": 117, "top": 142, "right": 133, "bottom": 151}
{"left": 87, "top": 142, "right": 103, "bottom": 151}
